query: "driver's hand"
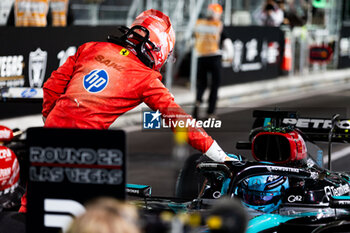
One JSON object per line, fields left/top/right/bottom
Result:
{"left": 224, "top": 153, "right": 244, "bottom": 161}
{"left": 205, "top": 141, "right": 244, "bottom": 162}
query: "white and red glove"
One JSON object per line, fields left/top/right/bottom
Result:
{"left": 205, "top": 141, "right": 243, "bottom": 162}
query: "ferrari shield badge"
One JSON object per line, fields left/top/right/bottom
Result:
{"left": 28, "top": 48, "right": 48, "bottom": 88}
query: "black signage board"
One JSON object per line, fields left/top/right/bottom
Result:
{"left": 221, "top": 26, "right": 285, "bottom": 86}
{"left": 0, "top": 26, "right": 121, "bottom": 90}
{"left": 338, "top": 26, "right": 350, "bottom": 69}
{"left": 26, "top": 127, "right": 126, "bottom": 233}
{"left": 1, "top": 26, "right": 284, "bottom": 90}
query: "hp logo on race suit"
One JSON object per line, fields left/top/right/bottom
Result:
{"left": 83, "top": 69, "right": 109, "bottom": 93}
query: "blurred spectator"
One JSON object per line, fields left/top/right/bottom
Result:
{"left": 49, "top": 0, "right": 71, "bottom": 26}
{"left": 6, "top": 0, "right": 73, "bottom": 27}
{"left": 193, "top": 3, "right": 224, "bottom": 119}
{"left": 66, "top": 197, "right": 141, "bottom": 233}
{"left": 0, "top": 0, "right": 14, "bottom": 25}
{"left": 253, "top": 0, "right": 284, "bottom": 27}
{"left": 277, "top": 0, "right": 306, "bottom": 28}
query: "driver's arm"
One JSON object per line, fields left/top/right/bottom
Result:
{"left": 42, "top": 43, "right": 89, "bottom": 118}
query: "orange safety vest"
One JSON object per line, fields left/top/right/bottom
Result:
{"left": 50, "top": 0, "right": 69, "bottom": 27}
{"left": 194, "top": 18, "right": 222, "bottom": 56}
{"left": 15, "top": 0, "right": 49, "bottom": 27}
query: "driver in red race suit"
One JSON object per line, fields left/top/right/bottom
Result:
{"left": 42, "top": 9, "right": 233, "bottom": 163}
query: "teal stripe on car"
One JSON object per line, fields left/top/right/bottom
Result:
{"left": 332, "top": 196, "right": 350, "bottom": 200}
{"left": 126, "top": 184, "right": 149, "bottom": 189}
{"left": 247, "top": 212, "right": 320, "bottom": 233}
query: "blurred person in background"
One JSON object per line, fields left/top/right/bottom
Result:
{"left": 276, "top": 0, "right": 306, "bottom": 28}
{"left": 6, "top": 0, "right": 73, "bottom": 27}
{"left": 42, "top": 9, "right": 236, "bottom": 163}
{"left": 0, "top": 0, "right": 14, "bottom": 25}
{"left": 193, "top": 3, "right": 224, "bottom": 120}
{"left": 253, "top": 0, "right": 284, "bottom": 27}
{"left": 66, "top": 197, "right": 141, "bottom": 233}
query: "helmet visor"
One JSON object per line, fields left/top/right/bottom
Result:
{"left": 242, "top": 190, "right": 281, "bottom": 206}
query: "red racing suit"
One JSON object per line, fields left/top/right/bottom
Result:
{"left": 42, "top": 42, "right": 214, "bottom": 153}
